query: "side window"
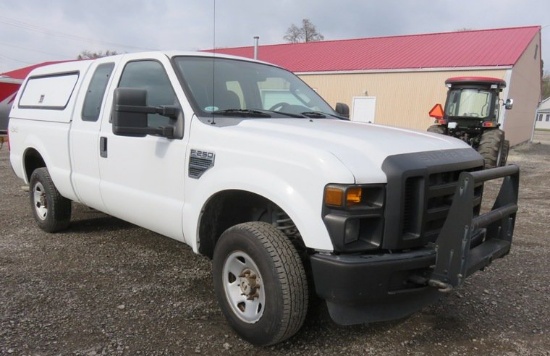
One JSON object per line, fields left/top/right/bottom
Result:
{"left": 118, "top": 60, "right": 178, "bottom": 128}
{"left": 82, "top": 63, "right": 115, "bottom": 122}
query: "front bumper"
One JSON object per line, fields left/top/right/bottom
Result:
{"left": 311, "top": 164, "right": 519, "bottom": 325}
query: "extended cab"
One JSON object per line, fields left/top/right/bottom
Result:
{"left": 8, "top": 52, "right": 519, "bottom": 346}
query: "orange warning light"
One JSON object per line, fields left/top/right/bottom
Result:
{"left": 429, "top": 104, "right": 444, "bottom": 119}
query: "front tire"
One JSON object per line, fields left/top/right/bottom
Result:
{"left": 498, "top": 139, "right": 510, "bottom": 166}
{"left": 212, "top": 222, "right": 308, "bottom": 346}
{"left": 478, "top": 129, "right": 505, "bottom": 168}
{"left": 29, "top": 167, "right": 72, "bottom": 232}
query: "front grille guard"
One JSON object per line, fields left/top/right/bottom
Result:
{"left": 429, "top": 164, "right": 519, "bottom": 291}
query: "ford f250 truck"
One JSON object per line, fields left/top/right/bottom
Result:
{"left": 8, "top": 51, "right": 519, "bottom": 346}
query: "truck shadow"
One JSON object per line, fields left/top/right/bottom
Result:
{"left": 67, "top": 204, "right": 137, "bottom": 234}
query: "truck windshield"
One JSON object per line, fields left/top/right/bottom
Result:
{"left": 445, "top": 89, "right": 493, "bottom": 119}
{"left": 173, "top": 56, "right": 336, "bottom": 118}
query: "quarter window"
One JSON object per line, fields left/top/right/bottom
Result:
{"left": 82, "top": 63, "right": 115, "bottom": 122}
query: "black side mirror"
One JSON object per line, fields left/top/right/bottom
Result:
{"left": 335, "top": 102, "right": 350, "bottom": 119}
{"left": 504, "top": 98, "right": 514, "bottom": 110}
{"left": 112, "top": 88, "right": 148, "bottom": 137}
{"left": 112, "top": 88, "right": 178, "bottom": 138}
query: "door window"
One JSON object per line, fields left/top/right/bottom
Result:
{"left": 118, "top": 60, "right": 179, "bottom": 128}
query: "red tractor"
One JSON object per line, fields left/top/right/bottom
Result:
{"left": 428, "top": 77, "right": 513, "bottom": 168}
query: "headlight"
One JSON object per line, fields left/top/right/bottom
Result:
{"left": 324, "top": 184, "right": 384, "bottom": 209}
{"left": 322, "top": 183, "right": 386, "bottom": 253}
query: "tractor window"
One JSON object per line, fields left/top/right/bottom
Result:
{"left": 445, "top": 89, "right": 492, "bottom": 119}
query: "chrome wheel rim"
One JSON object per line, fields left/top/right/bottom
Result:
{"left": 222, "top": 251, "right": 265, "bottom": 323}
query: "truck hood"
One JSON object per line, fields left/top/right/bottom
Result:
{"left": 231, "top": 118, "right": 473, "bottom": 183}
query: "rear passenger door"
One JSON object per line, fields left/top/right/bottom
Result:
{"left": 70, "top": 57, "right": 119, "bottom": 211}
{"left": 97, "top": 53, "right": 190, "bottom": 242}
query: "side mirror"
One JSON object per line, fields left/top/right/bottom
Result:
{"left": 112, "top": 88, "right": 148, "bottom": 137}
{"left": 112, "top": 88, "right": 178, "bottom": 138}
{"left": 504, "top": 98, "right": 514, "bottom": 110}
{"left": 335, "top": 102, "right": 350, "bottom": 119}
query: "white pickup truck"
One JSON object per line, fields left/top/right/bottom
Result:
{"left": 8, "top": 51, "right": 519, "bottom": 346}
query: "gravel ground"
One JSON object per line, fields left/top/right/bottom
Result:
{"left": 1, "top": 132, "right": 549, "bottom": 355}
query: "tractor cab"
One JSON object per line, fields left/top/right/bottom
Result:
{"left": 428, "top": 77, "right": 513, "bottom": 168}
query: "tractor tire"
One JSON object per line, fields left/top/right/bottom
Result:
{"left": 29, "top": 167, "right": 72, "bottom": 232}
{"left": 427, "top": 125, "right": 447, "bottom": 135}
{"left": 212, "top": 222, "right": 308, "bottom": 346}
{"left": 478, "top": 129, "right": 505, "bottom": 168}
{"left": 498, "top": 139, "right": 510, "bottom": 166}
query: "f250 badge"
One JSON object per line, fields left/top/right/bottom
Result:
{"left": 189, "top": 149, "right": 215, "bottom": 179}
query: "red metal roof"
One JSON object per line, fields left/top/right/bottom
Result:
{"left": 211, "top": 26, "right": 540, "bottom": 73}
{"left": 0, "top": 61, "right": 68, "bottom": 80}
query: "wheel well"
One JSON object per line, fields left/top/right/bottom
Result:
{"left": 198, "top": 190, "right": 303, "bottom": 259}
{"left": 24, "top": 148, "right": 46, "bottom": 182}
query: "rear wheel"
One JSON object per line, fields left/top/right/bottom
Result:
{"left": 29, "top": 167, "right": 72, "bottom": 232}
{"left": 427, "top": 125, "right": 447, "bottom": 135}
{"left": 212, "top": 222, "right": 308, "bottom": 346}
{"left": 478, "top": 129, "right": 505, "bottom": 168}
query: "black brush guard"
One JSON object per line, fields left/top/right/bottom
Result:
{"left": 310, "top": 164, "right": 519, "bottom": 325}
{"left": 428, "top": 164, "right": 519, "bottom": 291}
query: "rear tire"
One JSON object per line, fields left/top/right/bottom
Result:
{"left": 427, "top": 125, "right": 446, "bottom": 135}
{"left": 212, "top": 222, "right": 308, "bottom": 346}
{"left": 478, "top": 129, "right": 504, "bottom": 168}
{"left": 29, "top": 168, "right": 72, "bottom": 232}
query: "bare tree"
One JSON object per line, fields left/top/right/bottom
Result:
{"left": 77, "top": 50, "right": 118, "bottom": 60}
{"left": 542, "top": 70, "right": 550, "bottom": 100}
{"left": 284, "top": 19, "right": 324, "bottom": 43}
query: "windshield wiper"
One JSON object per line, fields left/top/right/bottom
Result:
{"left": 211, "top": 109, "right": 271, "bottom": 118}
{"left": 301, "top": 111, "right": 326, "bottom": 118}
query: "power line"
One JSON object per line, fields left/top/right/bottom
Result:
{"left": 0, "top": 14, "right": 155, "bottom": 51}
{"left": 0, "top": 40, "right": 66, "bottom": 58}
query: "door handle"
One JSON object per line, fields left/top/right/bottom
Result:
{"left": 100, "top": 137, "right": 108, "bottom": 158}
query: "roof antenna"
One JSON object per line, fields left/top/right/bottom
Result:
{"left": 210, "top": 0, "right": 217, "bottom": 125}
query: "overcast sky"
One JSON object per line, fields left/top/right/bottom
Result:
{"left": 0, "top": 0, "right": 549, "bottom": 73}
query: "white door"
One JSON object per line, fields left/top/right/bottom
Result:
{"left": 98, "top": 54, "right": 188, "bottom": 242}
{"left": 351, "top": 96, "right": 376, "bottom": 123}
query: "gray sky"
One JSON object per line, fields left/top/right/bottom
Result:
{"left": 0, "top": 0, "right": 548, "bottom": 73}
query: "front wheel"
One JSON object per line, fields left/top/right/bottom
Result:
{"left": 29, "top": 167, "right": 72, "bottom": 232}
{"left": 478, "top": 129, "right": 505, "bottom": 168}
{"left": 212, "top": 222, "right": 308, "bottom": 346}
{"left": 498, "top": 139, "right": 510, "bottom": 166}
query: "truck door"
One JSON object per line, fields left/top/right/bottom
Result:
{"left": 70, "top": 58, "right": 118, "bottom": 212}
{"left": 98, "top": 54, "right": 189, "bottom": 242}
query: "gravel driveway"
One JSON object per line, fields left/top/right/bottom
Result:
{"left": 1, "top": 132, "right": 549, "bottom": 355}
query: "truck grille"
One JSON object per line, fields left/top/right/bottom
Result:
{"left": 402, "top": 169, "right": 483, "bottom": 243}
{"left": 381, "top": 148, "right": 484, "bottom": 250}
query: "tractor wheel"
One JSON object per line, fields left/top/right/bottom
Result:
{"left": 498, "top": 140, "right": 510, "bottom": 166}
{"left": 478, "top": 129, "right": 505, "bottom": 168}
{"left": 427, "top": 125, "right": 447, "bottom": 135}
